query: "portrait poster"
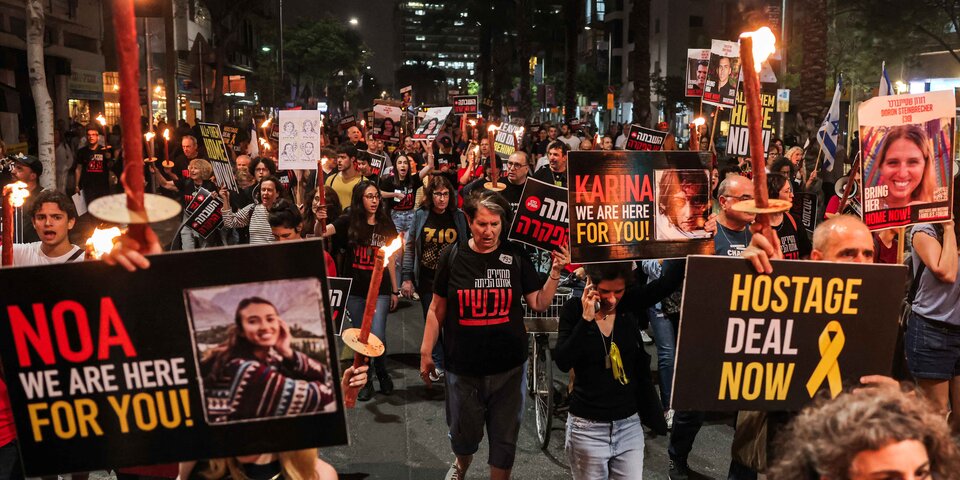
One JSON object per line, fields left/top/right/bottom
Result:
{"left": 508, "top": 177, "right": 569, "bottom": 252}
{"left": 278, "top": 110, "right": 321, "bottom": 170}
{"left": 372, "top": 104, "right": 402, "bottom": 144}
{"left": 400, "top": 85, "right": 414, "bottom": 111}
{"left": 858, "top": 90, "right": 955, "bottom": 230}
{"left": 725, "top": 83, "right": 776, "bottom": 157}
{"left": 412, "top": 106, "right": 453, "bottom": 141}
{"left": 702, "top": 39, "right": 741, "bottom": 108}
{"left": 567, "top": 150, "right": 714, "bottom": 263}
{"left": 0, "top": 240, "right": 346, "bottom": 476}
{"left": 625, "top": 124, "right": 667, "bottom": 151}
{"left": 686, "top": 48, "right": 710, "bottom": 97}
{"left": 327, "top": 277, "right": 353, "bottom": 336}
{"left": 672, "top": 256, "right": 907, "bottom": 411}
{"left": 453, "top": 95, "right": 479, "bottom": 115}
{"left": 184, "top": 187, "right": 224, "bottom": 239}
{"left": 197, "top": 122, "right": 238, "bottom": 192}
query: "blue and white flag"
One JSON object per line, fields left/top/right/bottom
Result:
{"left": 817, "top": 75, "right": 842, "bottom": 172}
{"left": 879, "top": 61, "right": 894, "bottom": 96}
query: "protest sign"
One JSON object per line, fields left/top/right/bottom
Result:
{"left": 686, "top": 49, "right": 710, "bottom": 97}
{"left": 702, "top": 39, "right": 741, "bottom": 108}
{"left": 672, "top": 256, "right": 907, "bottom": 411}
{"left": 725, "top": 84, "right": 776, "bottom": 157}
{"left": 365, "top": 150, "right": 387, "bottom": 177}
{"left": 338, "top": 115, "right": 356, "bottom": 133}
{"left": 494, "top": 123, "right": 523, "bottom": 159}
{"left": 790, "top": 192, "right": 819, "bottom": 233}
{"left": 625, "top": 125, "right": 667, "bottom": 151}
{"left": 278, "top": 110, "right": 321, "bottom": 170}
{"left": 184, "top": 188, "right": 224, "bottom": 239}
{"left": 412, "top": 106, "right": 452, "bottom": 141}
{"left": 372, "top": 104, "right": 402, "bottom": 144}
{"left": 508, "top": 177, "right": 569, "bottom": 252}
{"left": 453, "top": 95, "right": 479, "bottom": 115}
{"left": 568, "top": 150, "right": 714, "bottom": 263}
{"left": 328, "top": 277, "right": 353, "bottom": 336}
{"left": 400, "top": 85, "right": 413, "bottom": 111}
{"left": 0, "top": 240, "right": 346, "bottom": 475}
{"left": 221, "top": 126, "right": 239, "bottom": 152}
{"left": 859, "top": 90, "right": 955, "bottom": 230}
{"left": 197, "top": 123, "right": 238, "bottom": 192}
{"left": 776, "top": 89, "right": 790, "bottom": 113}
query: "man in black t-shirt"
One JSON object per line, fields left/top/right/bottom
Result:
{"left": 532, "top": 140, "right": 569, "bottom": 188}
{"left": 73, "top": 126, "right": 118, "bottom": 203}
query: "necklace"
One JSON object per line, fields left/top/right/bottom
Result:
{"left": 717, "top": 222, "right": 748, "bottom": 247}
{"left": 597, "top": 312, "right": 612, "bottom": 369}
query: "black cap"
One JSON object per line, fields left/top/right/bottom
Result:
{"left": 14, "top": 155, "right": 43, "bottom": 177}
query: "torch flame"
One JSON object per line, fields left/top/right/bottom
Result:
{"left": 144, "top": 132, "right": 155, "bottom": 142}
{"left": 487, "top": 124, "right": 498, "bottom": 133}
{"left": 85, "top": 227, "right": 122, "bottom": 260}
{"left": 95, "top": 114, "right": 107, "bottom": 126}
{"left": 380, "top": 236, "right": 403, "bottom": 260}
{"left": 5, "top": 182, "right": 29, "bottom": 208}
{"left": 468, "top": 119, "right": 477, "bottom": 126}
{"left": 693, "top": 117, "right": 706, "bottom": 126}
{"left": 740, "top": 27, "right": 777, "bottom": 73}
{"left": 515, "top": 127, "right": 525, "bottom": 138}
{"left": 259, "top": 137, "right": 272, "bottom": 151}
{"left": 163, "top": 128, "right": 170, "bottom": 141}
{"left": 260, "top": 117, "right": 272, "bottom": 129}
{"left": 360, "top": 119, "right": 366, "bottom": 127}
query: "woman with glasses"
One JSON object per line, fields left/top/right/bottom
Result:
{"left": 768, "top": 173, "right": 811, "bottom": 260}
{"left": 401, "top": 175, "right": 470, "bottom": 380}
{"left": 322, "top": 181, "right": 399, "bottom": 401}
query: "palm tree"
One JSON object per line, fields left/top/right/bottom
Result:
{"left": 795, "top": 0, "right": 828, "bottom": 131}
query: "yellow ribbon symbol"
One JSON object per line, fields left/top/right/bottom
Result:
{"left": 806, "top": 321, "right": 845, "bottom": 398}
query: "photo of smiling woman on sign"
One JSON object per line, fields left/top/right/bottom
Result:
{"left": 874, "top": 125, "right": 936, "bottom": 209}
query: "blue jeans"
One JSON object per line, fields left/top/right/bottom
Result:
{"left": 417, "top": 287, "right": 444, "bottom": 370}
{"left": 648, "top": 306, "right": 675, "bottom": 409}
{"left": 565, "top": 413, "right": 644, "bottom": 480}
{"left": 345, "top": 294, "right": 390, "bottom": 352}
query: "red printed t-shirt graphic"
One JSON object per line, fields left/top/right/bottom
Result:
{"left": 331, "top": 215, "right": 398, "bottom": 296}
{"left": 433, "top": 243, "right": 540, "bottom": 376}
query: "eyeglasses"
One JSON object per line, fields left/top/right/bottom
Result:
{"left": 432, "top": 191, "right": 450, "bottom": 198}
{"left": 723, "top": 194, "right": 754, "bottom": 202}
{"left": 506, "top": 161, "right": 527, "bottom": 170}
{"left": 363, "top": 193, "right": 381, "bottom": 200}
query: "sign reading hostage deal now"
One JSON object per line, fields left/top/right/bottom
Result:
{"left": 508, "top": 177, "right": 569, "bottom": 252}
{"left": 0, "top": 241, "right": 346, "bottom": 475}
{"left": 568, "top": 150, "right": 714, "bottom": 263}
{"left": 671, "top": 256, "right": 907, "bottom": 411}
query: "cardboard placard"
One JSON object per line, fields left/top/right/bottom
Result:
{"left": 412, "top": 106, "right": 452, "bottom": 141}
{"left": 672, "top": 256, "right": 907, "bottom": 411}
{"left": 338, "top": 115, "right": 356, "bottom": 133}
{"left": 453, "top": 95, "right": 479, "bottom": 115}
{"left": 328, "top": 277, "right": 353, "bottom": 336}
{"left": 686, "top": 49, "right": 710, "bottom": 97}
{"left": 625, "top": 125, "right": 667, "bottom": 151}
{"left": 567, "top": 150, "right": 714, "bottom": 263}
{"left": 400, "top": 85, "right": 414, "bottom": 111}
{"left": 859, "top": 90, "right": 955, "bottom": 231}
{"left": 278, "top": 110, "right": 321, "bottom": 170}
{"left": 725, "top": 84, "right": 776, "bottom": 157}
{"left": 494, "top": 123, "right": 523, "bottom": 159}
{"left": 0, "top": 241, "right": 346, "bottom": 475}
{"left": 366, "top": 150, "right": 387, "bottom": 177}
{"left": 372, "top": 104, "right": 402, "bottom": 144}
{"left": 508, "top": 178, "right": 569, "bottom": 252}
{"left": 221, "top": 126, "right": 239, "bottom": 152}
{"left": 185, "top": 188, "right": 224, "bottom": 239}
{"left": 197, "top": 123, "right": 238, "bottom": 192}
{"left": 702, "top": 39, "right": 741, "bottom": 108}
{"left": 790, "top": 192, "right": 819, "bottom": 233}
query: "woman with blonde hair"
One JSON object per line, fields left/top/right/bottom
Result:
{"left": 875, "top": 124, "right": 937, "bottom": 208}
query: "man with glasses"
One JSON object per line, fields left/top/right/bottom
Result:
{"left": 499, "top": 152, "right": 532, "bottom": 213}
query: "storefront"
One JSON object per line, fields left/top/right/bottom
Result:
{"left": 67, "top": 68, "right": 104, "bottom": 125}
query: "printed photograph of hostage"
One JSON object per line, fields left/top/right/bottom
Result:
{"left": 188, "top": 278, "right": 338, "bottom": 424}
{"left": 867, "top": 124, "right": 936, "bottom": 209}
{"left": 654, "top": 169, "right": 711, "bottom": 240}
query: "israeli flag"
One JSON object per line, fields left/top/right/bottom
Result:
{"left": 879, "top": 61, "right": 894, "bottom": 96}
{"left": 817, "top": 75, "right": 842, "bottom": 172}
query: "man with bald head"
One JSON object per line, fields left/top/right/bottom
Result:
{"left": 743, "top": 214, "right": 875, "bottom": 273}
{"left": 235, "top": 155, "right": 251, "bottom": 176}
{"left": 713, "top": 174, "right": 756, "bottom": 257}
{"left": 347, "top": 126, "right": 367, "bottom": 150}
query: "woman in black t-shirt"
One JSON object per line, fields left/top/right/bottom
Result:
{"left": 768, "top": 174, "right": 812, "bottom": 260}
{"left": 418, "top": 190, "right": 569, "bottom": 479}
{"left": 323, "top": 181, "right": 399, "bottom": 401}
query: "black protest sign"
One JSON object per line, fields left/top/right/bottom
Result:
{"left": 672, "top": 256, "right": 907, "bottom": 412}
{"left": 0, "top": 241, "right": 346, "bottom": 475}
{"left": 454, "top": 95, "right": 478, "bottom": 115}
{"left": 790, "top": 192, "right": 819, "bottom": 233}
{"left": 366, "top": 151, "right": 387, "bottom": 177}
{"left": 328, "top": 277, "right": 353, "bottom": 336}
{"left": 508, "top": 178, "right": 569, "bottom": 251}
{"left": 338, "top": 115, "right": 356, "bottom": 133}
{"left": 222, "top": 126, "right": 239, "bottom": 153}
{"left": 568, "top": 150, "right": 714, "bottom": 263}
{"left": 625, "top": 125, "right": 667, "bottom": 151}
{"left": 199, "top": 123, "right": 239, "bottom": 192}
{"left": 185, "top": 188, "right": 224, "bottom": 239}
{"left": 494, "top": 123, "right": 523, "bottom": 159}
{"left": 725, "top": 84, "right": 776, "bottom": 157}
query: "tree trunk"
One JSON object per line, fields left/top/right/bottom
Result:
{"left": 26, "top": 0, "right": 55, "bottom": 189}
{"left": 563, "top": 0, "right": 582, "bottom": 123}
{"left": 795, "top": 0, "right": 828, "bottom": 125}
{"left": 210, "top": 26, "right": 238, "bottom": 124}
{"left": 630, "top": 0, "right": 651, "bottom": 127}
{"left": 478, "top": 22, "right": 493, "bottom": 117}
{"left": 516, "top": 0, "right": 531, "bottom": 120}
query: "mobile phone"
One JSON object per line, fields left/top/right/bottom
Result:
{"left": 594, "top": 301, "right": 602, "bottom": 312}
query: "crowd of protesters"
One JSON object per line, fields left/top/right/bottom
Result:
{"left": 1, "top": 108, "right": 959, "bottom": 480}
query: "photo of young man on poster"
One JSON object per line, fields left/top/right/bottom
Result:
{"left": 654, "top": 169, "right": 711, "bottom": 240}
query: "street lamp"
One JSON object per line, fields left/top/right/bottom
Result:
{"left": 349, "top": 17, "right": 359, "bottom": 26}
{"left": 262, "top": 45, "right": 272, "bottom": 52}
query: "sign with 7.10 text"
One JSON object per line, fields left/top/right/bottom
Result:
{"left": 0, "top": 241, "right": 347, "bottom": 475}
{"left": 671, "top": 256, "right": 906, "bottom": 411}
